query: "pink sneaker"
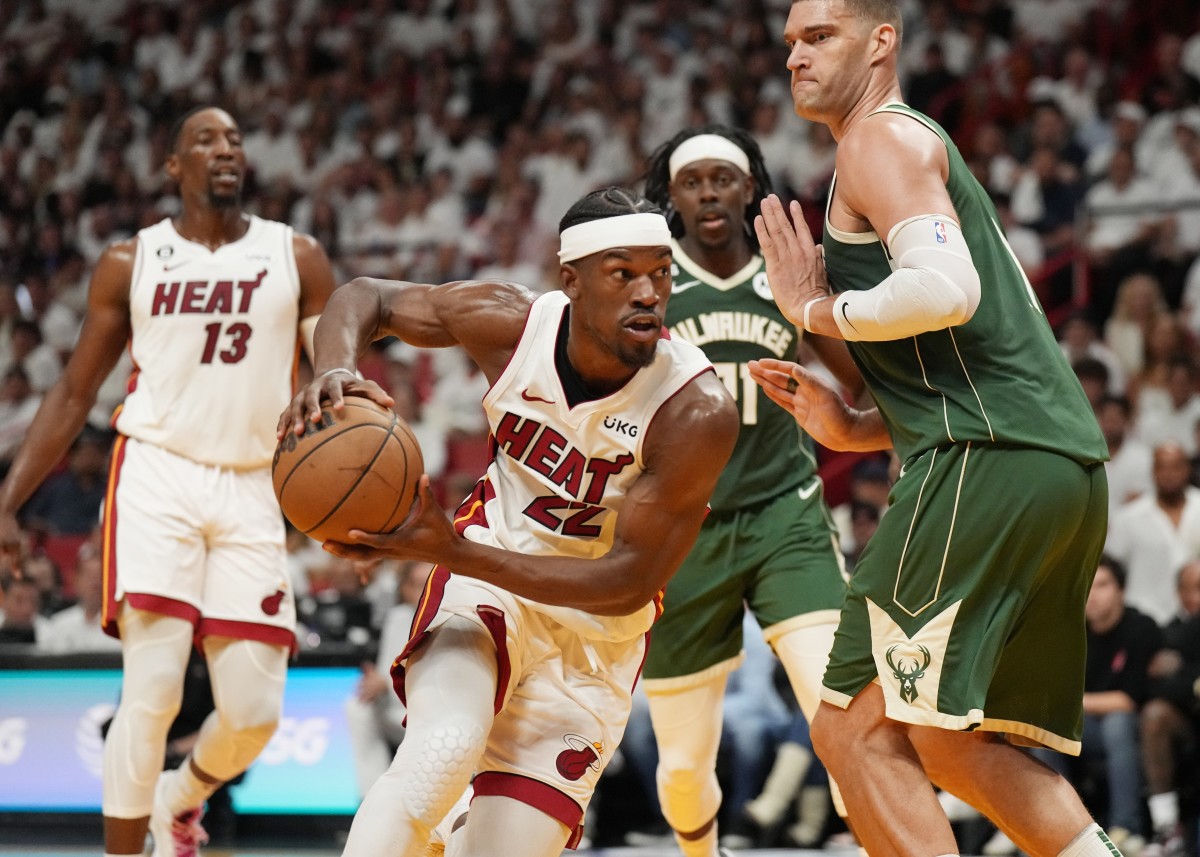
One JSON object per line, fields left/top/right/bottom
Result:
{"left": 149, "top": 775, "right": 208, "bottom": 857}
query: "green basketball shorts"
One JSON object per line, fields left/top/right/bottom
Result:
{"left": 643, "top": 477, "right": 848, "bottom": 688}
{"left": 821, "top": 442, "right": 1108, "bottom": 754}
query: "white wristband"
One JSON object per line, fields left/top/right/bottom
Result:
{"left": 803, "top": 297, "right": 824, "bottom": 331}
{"left": 315, "top": 367, "right": 357, "bottom": 383}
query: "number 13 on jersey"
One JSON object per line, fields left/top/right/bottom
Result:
{"left": 201, "top": 321, "right": 253, "bottom": 364}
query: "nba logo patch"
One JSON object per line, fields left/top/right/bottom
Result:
{"left": 933, "top": 221, "right": 947, "bottom": 243}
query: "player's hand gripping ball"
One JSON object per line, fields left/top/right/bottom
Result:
{"left": 272, "top": 397, "right": 423, "bottom": 543}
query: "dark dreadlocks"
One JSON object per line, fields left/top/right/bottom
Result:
{"left": 642, "top": 124, "right": 775, "bottom": 251}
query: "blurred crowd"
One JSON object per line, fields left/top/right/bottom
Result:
{"left": 2, "top": 0, "right": 1200, "bottom": 851}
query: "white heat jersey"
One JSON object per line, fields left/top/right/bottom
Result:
{"left": 116, "top": 216, "right": 302, "bottom": 469}
{"left": 456, "top": 290, "right": 714, "bottom": 643}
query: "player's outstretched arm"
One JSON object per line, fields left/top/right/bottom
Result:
{"left": 278, "top": 276, "right": 535, "bottom": 438}
{"left": 0, "top": 241, "right": 135, "bottom": 536}
{"left": 748, "top": 357, "right": 891, "bottom": 452}
{"left": 326, "top": 371, "right": 740, "bottom": 616}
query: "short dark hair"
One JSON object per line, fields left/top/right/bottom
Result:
{"left": 1096, "top": 554, "right": 1127, "bottom": 590}
{"left": 643, "top": 124, "right": 774, "bottom": 251}
{"left": 166, "top": 105, "right": 216, "bottom": 155}
{"left": 1072, "top": 357, "right": 1110, "bottom": 385}
{"left": 795, "top": 0, "right": 903, "bottom": 43}
{"left": 1098, "top": 393, "right": 1132, "bottom": 417}
{"left": 558, "top": 187, "right": 661, "bottom": 234}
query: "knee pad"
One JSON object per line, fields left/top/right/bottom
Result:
{"left": 646, "top": 678, "right": 727, "bottom": 833}
{"left": 770, "top": 620, "right": 837, "bottom": 723}
{"left": 103, "top": 611, "right": 194, "bottom": 817}
{"left": 390, "top": 716, "right": 488, "bottom": 829}
{"left": 192, "top": 638, "right": 289, "bottom": 781}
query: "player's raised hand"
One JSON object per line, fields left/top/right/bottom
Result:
{"left": 276, "top": 368, "right": 394, "bottom": 439}
{"left": 754, "top": 194, "right": 829, "bottom": 326}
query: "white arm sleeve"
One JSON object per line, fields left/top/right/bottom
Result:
{"left": 831, "top": 215, "right": 982, "bottom": 341}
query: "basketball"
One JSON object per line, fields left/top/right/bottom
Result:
{"left": 272, "top": 397, "right": 424, "bottom": 543}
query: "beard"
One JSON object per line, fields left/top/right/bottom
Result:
{"left": 613, "top": 337, "right": 659, "bottom": 370}
{"left": 207, "top": 183, "right": 242, "bottom": 209}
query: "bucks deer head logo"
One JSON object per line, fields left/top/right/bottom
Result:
{"left": 886, "top": 644, "right": 931, "bottom": 703}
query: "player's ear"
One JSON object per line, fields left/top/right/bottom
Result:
{"left": 560, "top": 263, "right": 581, "bottom": 298}
{"left": 165, "top": 153, "right": 181, "bottom": 184}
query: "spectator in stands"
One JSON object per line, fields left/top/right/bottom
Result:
{"left": 1084, "top": 148, "right": 1165, "bottom": 317}
{"left": 1135, "top": 357, "right": 1200, "bottom": 457}
{"left": 1104, "top": 272, "right": 1170, "bottom": 379}
{"left": 1072, "top": 357, "right": 1112, "bottom": 412}
{"left": 991, "top": 191, "right": 1044, "bottom": 275}
{"left": 19, "top": 425, "right": 109, "bottom": 537}
{"left": 831, "top": 457, "right": 892, "bottom": 562}
{"left": 1099, "top": 394, "right": 1155, "bottom": 516}
{"left": 1159, "top": 123, "right": 1200, "bottom": 301}
{"left": 1167, "top": 560, "right": 1200, "bottom": 629}
{"left": 297, "top": 557, "right": 375, "bottom": 650}
{"left": 1060, "top": 311, "right": 1127, "bottom": 395}
{"left": 4, "top": 318, "right": 62, "bottom": 394}
{"left": 0, "top": 575, "right": 42, "bottom": 644}
{"left": 39, "top": 541, "right": 120, "bottom": 654}
{"left": 0, "top": 366, "right": 42, "bottom": 470}
{"left": 1086, "top": 101, "right": 1149, "bottom": 182}
{"left": 1107, "top": 442, "right": 1200, "bottom": 625}
{"left": 20, "top": 552, "right": 66, "bottom": 617}
{"left": 1010, "top": 144, "right": 1084, "bottom": 308}
{"left": 1041, "top": 46, "right": 1103, "bottom": 132}
{"left": 1140, "top": 601, "right": 1200, "bottom": 857}
{"left": 1079, "top": 556, "right": 1162, "bottom": 851}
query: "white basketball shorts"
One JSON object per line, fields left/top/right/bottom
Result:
{"left": 101, "top": 435, "right": 295, "bottom": 648}
{"left": 391, "top": 567, "right": 647, "bottom": 846}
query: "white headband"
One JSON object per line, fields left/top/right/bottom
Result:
{"left": 668, "top": 134, "right": 752, "bottom": 180}
{"left": 557, "top": 212, "right": 672, "bottom": 263}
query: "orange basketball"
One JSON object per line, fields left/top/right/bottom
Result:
{"left": 272, "top": 397, "right": 424, "bottom": 543}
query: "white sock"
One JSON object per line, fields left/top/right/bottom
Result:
{"left": 161, "top": 761, "right": 217, "bottom": 817}
{"left": 1058, "top": 823, "right": 1123, "bottom": 857}
{"left": 674, "top": 825, "right": 719, "bottom": 857}
{"left": 1148, "top": 792, "right": 1179, "bottom": 832}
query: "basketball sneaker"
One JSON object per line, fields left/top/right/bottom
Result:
{"left": 149, "top": 774, "right": 208, "bottom": 857}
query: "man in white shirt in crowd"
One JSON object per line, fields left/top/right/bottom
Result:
{"left": 1107, "top": 443, "right": 1200, "bottom": 625}
{"left": 39, "top": 542, "right": 122, "bottom": 654}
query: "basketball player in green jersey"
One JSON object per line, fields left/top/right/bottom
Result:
{"left": 746, "top": 3, "right": 1116, "bottom": 857}
{"left": 640, "top": 125, "right": 862, "bottom": 857}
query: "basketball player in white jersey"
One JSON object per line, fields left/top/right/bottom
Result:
{"left": 0, "top": 106, "right": 335, "bottom": 857}
{"left": 278, "top": 187, "right": 739, "bottom": 857}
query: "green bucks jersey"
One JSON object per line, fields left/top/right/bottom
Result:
{"left": 821, "top": 104, "right": 1107, "bottom": 466}
{"left": 665, "top": 240, "right": 816, "bottom": 512}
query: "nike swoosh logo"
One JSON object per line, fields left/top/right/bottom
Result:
{"left": 797, "top": 479, "right": 820, "bottom": 500}
{"left": 672, "top": 280, "right": 701, "bottom": 294}
{"left": 162, "top": 261, "right": 190, "bottom": 272}
{"left": 521, "top": 389, "right": 555, "bottom": 405}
